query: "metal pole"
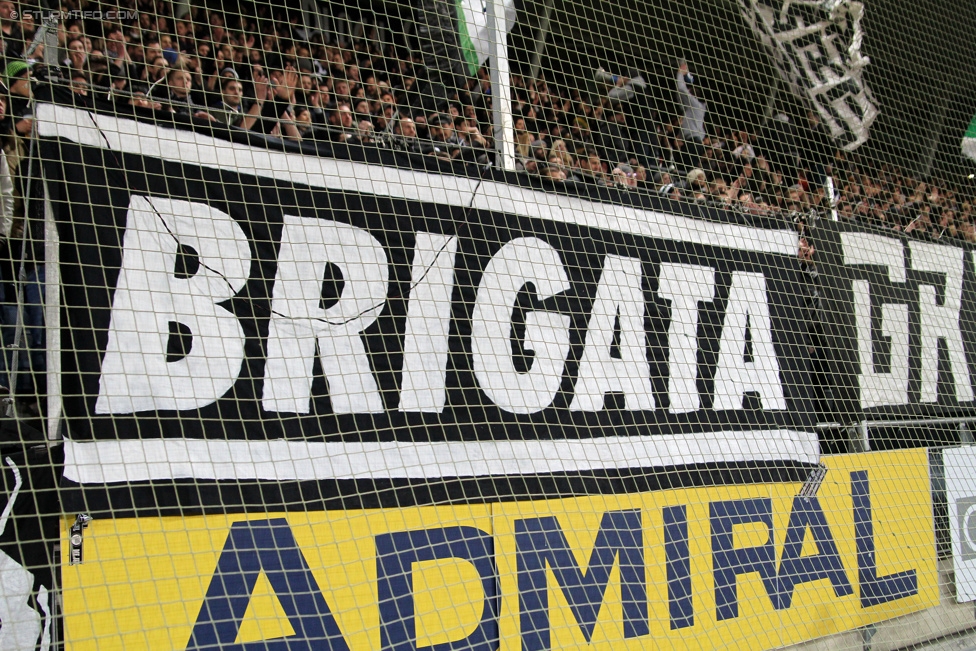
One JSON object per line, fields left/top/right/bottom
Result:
{"left": 863, "top": 416, "right": 976, "bottom": 428}
{"left": 820, "top": 417, "right": 976, "bottom": 447}
{"left": 7, "top": 136, "right": 33, "bottom": 419}
{"left": 825, "top": 175, "right": 838, "bottom": 221}
{"left": 858, "top": 420, "right": 870, "bottom": 452}
{"left": 527, "top": 0, "right": 554, "bottom": 82}
{"left": 762, "top": 76, "right": 780, "bottom": 124}
{"left": 487, "top": 0, "right": 514, "bottom": 170}
{"left": 43, "top": 181, "right": 60, "bottom": 440}
{"left": 961, "top": 422, "right": 974, "bottom": 444}
{"left": 6, "top": 18, "right": 55, "bottom": 419}
{"left": 922, "top": 80, "right": 948, "bottom": 178}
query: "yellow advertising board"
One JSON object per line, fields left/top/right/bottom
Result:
{"left": 62, "top": 449, "right": 938, "bottom": 651}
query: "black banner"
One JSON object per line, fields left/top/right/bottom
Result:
{"left": 38, "top": 102, "right": 817, "bottom": 515}
{"left": 816, "top": 219, "right": 976, "bottom": 426}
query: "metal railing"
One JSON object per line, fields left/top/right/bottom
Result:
{"left": 816, "top": 417, "right": 976, "bottom": 453}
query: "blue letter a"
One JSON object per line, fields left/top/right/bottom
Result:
{"left": 777, "top": 496, "right": 853, "bottom": 608}
{"left": 186, "top": 518, "right": 349, "bottom": 651}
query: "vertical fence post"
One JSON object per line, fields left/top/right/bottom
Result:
{"left": 858, "top": 421, "right": 870, "bottom": 452}
{"left": 487, "top": 0, "right": 514, "bottom": 171}
{"left": 961, "top": 422, "right": 974, "bottom": 444}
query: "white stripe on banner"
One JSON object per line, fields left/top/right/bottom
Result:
{"left": 36, "top": 103, "right": 798, "bottom": 256}
{"left": 63, "top": 429, "right": 819, "bottom": 484}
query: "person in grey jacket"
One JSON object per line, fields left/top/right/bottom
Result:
{"left": 676, "top": 60, "right": 707, "bottom": 169}
{"left": 676, "top": 61, "right": 706, "bottom": 142}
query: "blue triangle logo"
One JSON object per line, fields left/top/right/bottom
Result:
{"left": 185, "top": 518, "right": 350, "bottom": 651}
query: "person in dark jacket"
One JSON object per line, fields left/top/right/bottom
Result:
{"left": 164, "top": 67, "right": 215, "bottom": 121}
{"left": 801, "top": 109, "right": 835, "bottom": 190}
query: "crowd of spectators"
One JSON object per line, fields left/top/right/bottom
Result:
{"left": 45, "top": 0, "right": 501, "bottom": 160}
{"left": 0, "top": 0, "right": 960, "bottom": 242}
{"left": 831, "top": 156, "right": 976, "bottom": 243}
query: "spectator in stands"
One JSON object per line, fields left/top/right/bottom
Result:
{"left": 731, "top": 130, "right": 756, "bottom": 163}
{"left": 593, "top": 104, "right": 627, "bottom": 167}
{"left": 546, "top": 154, "right": 576, "bottom": 182}
{"left": 65, "top": 38, "right": 87, "bottom": 72}
{"left": 126, "top": 35, "right": 145, "bottom": 69}
{"left": 213, "top": 75, "right": 265, "bottom": 129}
{"left": 393, "top": 117, "right": 429, "bottom": 155}
{"left": 138, "top": 55, "right": 169, "bottom": 95}
{"left": 350, "top": 117, "right": 376, "bottom": 146}
{"left": 705, "top": 177, "right": 728, "bottom": 206}
{"left": 107, "top": 63, "right": 131, "bottom": 103}
{"left": 543, "top": 159, "right": 567, "bottom": 182}
{"left": 763, "top": 114, "right": 799, "bottom": 184}
{"left": 260, "top": 67, "right": 302, "bottom": 140}
{"left": 569, "top": 117, "right": 594, "bottom": 160}
{"left": 307, "top": 80, "right": 330, "bottom": 125}
{"left": 595, "top": 66, "right": 648, "bottom": 105}
{"left": 17, "top": 0, "right": 966, "bottom": 243}
{"left": 676, "top": 60, "right": 707, "bottom": 166}
{"left": 687, "top": 168, "right": 708, "bottom": 196}
{"left": 104, "top": 26, "right": 127, "bottom": 62}
{"left": 515, "top": 116, "right": 533, "bottom": 163}
{"left": 429, "top": 113, "right": 461, "bottom": 159}
{"left": 0, "top": 0, "right": 22, "bottom": 60}
{"left": 658, "top": 172, "right": 677, "bottom": 197}
{"left": 334, "top": 104, "right": 357, "bottom": 142}
{"left": 4, "top": 61, "right": 31, "bottom": 137}
{"left": 164, "top": 66, "right": 214, "bottom": 121}
{"left": 550, "top": 139, "right": 574, "bottom": 169}
{"left": 69, "top": 71, "right": 90, "bottom": 103}
{"left": 669, "top": 136, "right": 697, "bottom": 179}
{"left": 529, "top": 139, "right": 548, "bottom": 166}
{"left": 294, "top": 108, "right": 315, "bottom": 139}
{"left": 612, "top": 163, "right": 638, "bottom": 190}
{"left": 457, "top": 118, "right": 490, "bottom": 163}
{"left": 802, "top": 109, "right": 834, "bottom": 189}
{"left": 582, "top": 148, "right": 607, "bottom": 185}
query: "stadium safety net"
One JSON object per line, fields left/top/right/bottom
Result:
{"left": 2, "top": 0, "right": 976, "bottom": 649}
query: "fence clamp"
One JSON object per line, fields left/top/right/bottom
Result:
{"left": 798, "top": 462, "right": 828, "bottom": 499}
{"left": 68, "top": 514, "right": 92, "bottom": 565}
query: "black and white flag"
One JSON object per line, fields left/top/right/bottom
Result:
{"left": 737, "top": 0, "right": 879, "bottom": 150}
{"left": 38, "top": 102, "right": 818, "bottom": 515}
{"left": 0, "top": 445, "right": 60, "bottom": 651}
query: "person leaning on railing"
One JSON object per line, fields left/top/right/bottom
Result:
{"left": 210, "top": 71, "right": 266, "bottom": 131}
{"left": 161, "top": 65, "right": 215, "bottom": 122}
{"left": 391, "top": 117, "right": 434, "bottom": 156}
{"left": 251, "top": 66, "right": 302, "bottom": 141}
